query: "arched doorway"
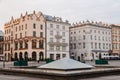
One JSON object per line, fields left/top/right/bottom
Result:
{"left": 32, "top": 52, "right": 37, "bottom": 61}
{"left": 19, "top": 52, "right": 23, "bottom": 60}
{"left": 8, "top": 53, "right": 11, "bottom": 61}
{"left": 39, "top": 52, "right": 44, "bottom": 61}
{"left": 14, "top": 53, "right": 18, "bottom": 61}
{"left": 24, "top": 52, "right": 28, "bottom": 60}
{"left": 81, "top": 54, "right": 84, "bottom": 61}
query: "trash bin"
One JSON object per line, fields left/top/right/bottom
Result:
{"left": 46, "top": 59, "right": 54, "bottom": 64}
{"left": 14, "top": 61, "right": 19, "bottom": 66}
{"left": 95, "top": 59, "right": 108, "bottom": 64}
{"left": 22, "top": 60, "right": 28, "bottom": 66}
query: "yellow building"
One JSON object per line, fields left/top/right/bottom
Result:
{"left": 111, "top": 24, "right": 120, "bottom": 56}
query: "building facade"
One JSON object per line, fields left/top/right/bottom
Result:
{"left": 44, "top": 15, "right": 70, "bottom": 60}
{"left": 4, "top": 11, "right": 70, "bottom": 61}
{"left": 111, "top": 24, "right": 120, "bottom": 56}
{"left": 4, "top": 11, "right": 45, "bottom": 61}
{"left": 70, "top": 21, "right": 112, "bottom": 60}
{"left": 0, "top": 30, "right": 4, "bottom": 60}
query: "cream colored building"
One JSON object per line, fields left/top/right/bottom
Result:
{"left": 4, "top": 11, "right": 45, "bottom": 61}
{"left": 111, "top": 24, "right": 120, "bottom": 56}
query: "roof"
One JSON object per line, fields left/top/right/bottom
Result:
{"left": 38, "top": 58, "right": 93, "bottom": 70}
{"left": 43, "top": 14, "right": 53, "bottom": 21}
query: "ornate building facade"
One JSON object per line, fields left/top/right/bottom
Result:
{"left": 4, "top": 11, "right": 45, "bottom": 61}
{"left": 4, "top": 11, "right": 70, "bottom": 61}
{"left": 70, "top": 21, "right": 112, "bottom": 60}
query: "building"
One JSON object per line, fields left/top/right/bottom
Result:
{"left": 0, "top": 30, "right": 4, "bottom": 60}
{"left": 111, "top": 24, "right": 120, "bottom": 56}
{"left": 4, "top": 11, "right": 70, "bottom": 61}
{"left": 70, "top": 21, "right": 112, "bottom": 60}
{"left": 44, "top": 15, "right": 70, "bottom": 60}
{"left": 4, "top": 11, "right": 45, "bottom": 61}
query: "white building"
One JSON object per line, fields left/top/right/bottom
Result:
{"left": 70, "top": 21, "right": 112, "bottom": 60}
{"left": 44, "top": 15, "right": 70, "bottom": 60}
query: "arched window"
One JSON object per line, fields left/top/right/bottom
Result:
{"left": 19, "top": 41, "right": 23, "bottom": 49}
{"left": 39, "top": 40, "right": 44, "bottom": 49}
{"left": 32, "top": 40, "right": 36, "bottom": 48}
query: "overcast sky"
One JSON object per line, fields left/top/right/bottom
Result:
{"left": 0, "top": 0, "right": 120, "bottom": 31}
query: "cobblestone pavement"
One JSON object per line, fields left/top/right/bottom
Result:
{"left": 81, "top": 75, "right": 120, "bottom": 80}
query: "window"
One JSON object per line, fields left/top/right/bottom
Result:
{"left": 83, "top": 35, "right": 85, "bottom": 40}
{"left": 15, "top": 43, "right": 18, "bottom": 50}
{"left": 91, "top": 42, "right": 93, "bottom": 48}
{"left": 91, "top": 35, "right": 92, "bottom": 40}
{"left": 40, "top": 32, "right": 43, "bottom": 37}
{"left": 16, "top": 27, "right": 17, "bottom": 32}
{"left": 79, "top": 43, "right": 81, "bottom": 49}
{"left": 50, "top": 31, "right": 53, "bottom": 35}
{"left": 83, "top": 30, "right": 85, "bottom": 32}
{"left": 40, "top": 25, "right": 43, "bottom": 30}
{"left": 83, "top": 42, "right": 85, "bottom": 48}
{"left": 25, "top": 32, "right": 27, "bottom": 37}
{"left": 95, "top": 43, "right": 97, "bottom": 49}
{"left": 62, "top": 47, "right": 66, "bottom": 51}
{"left": 50, "top": 38, "right": 53, "bottom": 42}
{"left": 32, "top": 40, "right": 36, "bottom": 48}
{"left": 95, "top": 36, "right": 96, "bottom": 40}
{"left": 103, "top": 43, "right": 105, "bottom": 49}
{"left": 33, "top": 31, "right": 36, "bottom": 37}
{"left": 62, "top": 26, "right": 65, "bottom": 29}
{"left": 62, "top": 32, "right": 65, "bottom": 37}
{"left": 15, "top": 34, "right": 17, "bottom": 39}
{"left": 98, "top": 36, "right": 100, "bottom": 40}
{"left": 22, "top": 25, "right": 23, "bottom": 30}
{"left": 94, "top": 30, "right": 96, "bottom": 33}
{"left": 20, "top": 42, "right": 23, "bottom": 49}
{"left": 39, "top": 40, "right": 44, "bottom": 49}
{"left": 33, "top": 23, "right": 36, "bottom": 29}
{"left": 50, "top": 54, "right": 54, "bottom": 60}
{"left": 56, "top": 46, "right": 60, "bottom": 51}
{"left": 25, "top": 41, "right": 28, "bottom": 49}
{"left": 62, "top": 54, "right": 66, "bottom": 58}
{"left": 19, "top": 26, "right": 21, "bottom": 31}
{"left": 20, "top": 33, "right": 22, "bottom": 38}
{"left": 74, "top": 43, "right": 76, "bottom": 49}
{"left": 62, "top": 39, "right": 65, "bottom": 43}
{"left": 50, "top": 24, "right": 53, "bottom": 28}
{"left": 49, "top": 47, "right": 54, "bottom": 51}
{"left": 56, "top": 25, "right": 59, "bottom": 29}
{"left": 25, "top": 24, "right": 27, "bottom": 29}
{"left": 99, "top": 43, "right": 101, "bottom": 49}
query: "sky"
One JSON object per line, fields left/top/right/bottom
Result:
{"left": 0, "top": 0, "right": 120, "bottom": 31}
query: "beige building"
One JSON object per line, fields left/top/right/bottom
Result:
{"left": 111, "top": 24, "right": 120, "bottom": 56}
{"left": 4, "top": 11, "right": 45, "bottom": 61}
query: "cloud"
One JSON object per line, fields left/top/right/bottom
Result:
{"left": 0, "top": 0, "right": 120, "bottom": 31}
